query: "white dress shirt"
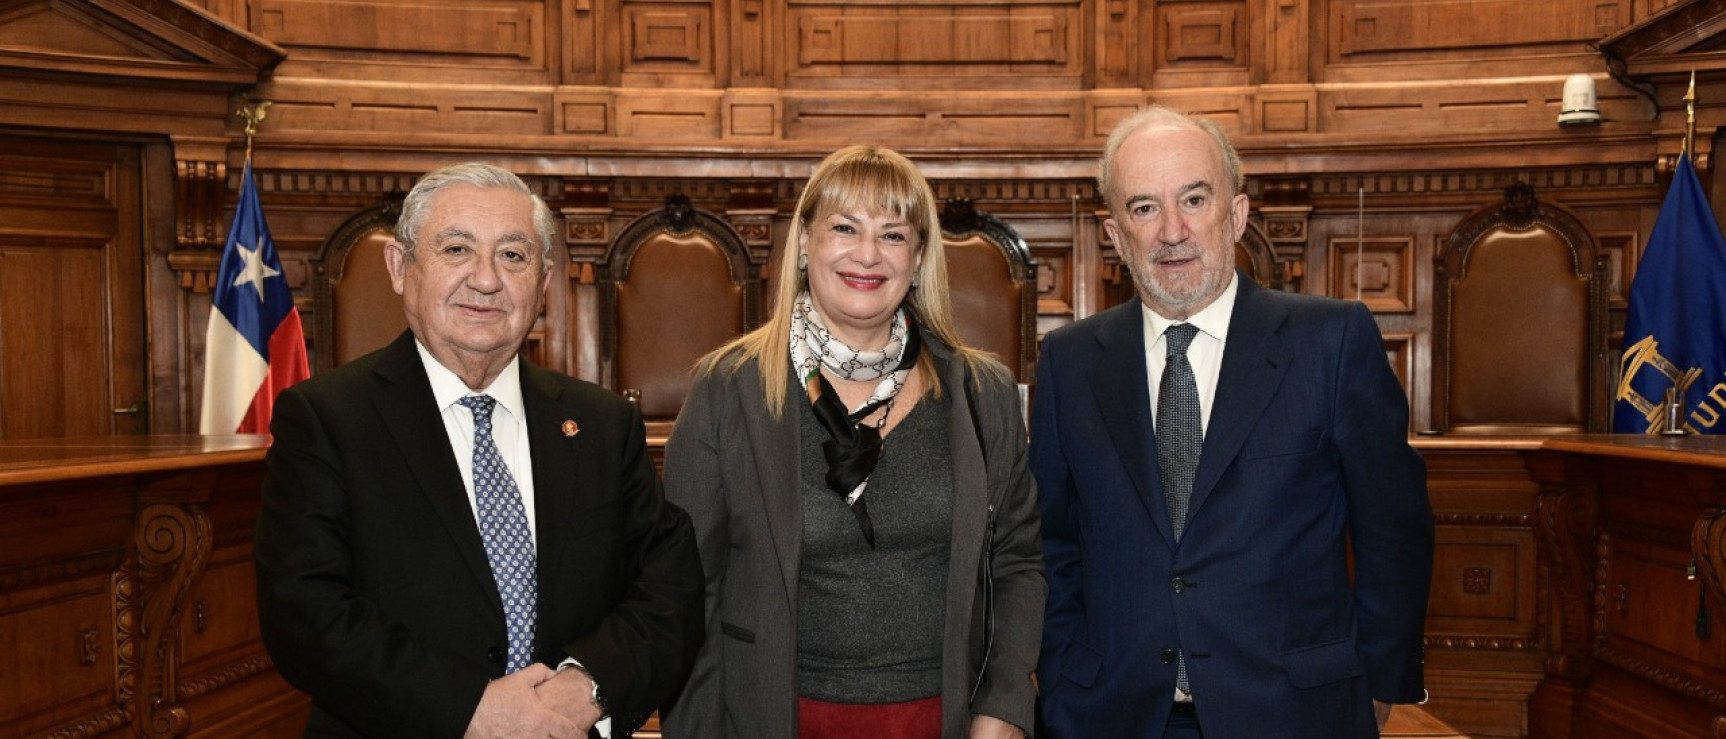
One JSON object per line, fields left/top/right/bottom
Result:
{"left": 417, "top": 341, "right": 540, "bottom": 542}
{"left": 1142, "top": 272, "right": 1239, "bottom": 437}
{"left": 414, "top": 341, "right": 612, "bottom": 737}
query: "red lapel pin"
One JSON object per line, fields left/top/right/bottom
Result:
{"left": 561, "top": 420, "right": 580, "bottom": 437}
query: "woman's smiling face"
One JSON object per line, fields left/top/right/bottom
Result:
{"left": 799, "top": 207, "right": 924, "bottom": 349}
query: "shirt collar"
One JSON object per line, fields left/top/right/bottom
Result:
{"left": 414, "top": 339, "right": 526, "bottom": 422}
{"left": 1141, "top": 270, "right": 1239, "bottom": 345}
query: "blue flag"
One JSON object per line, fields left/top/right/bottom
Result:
{"left": 1614, "top": 153, "right": 1726, "bottom": 434}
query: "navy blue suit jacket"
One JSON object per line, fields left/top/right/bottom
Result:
{"left": 1032, "top": 274, "right": 1432, "bottom": 738}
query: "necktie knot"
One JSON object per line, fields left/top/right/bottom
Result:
{"left": 459, "top": 395, "right": 497, "bottom": 433}
{"left": 1166, "top": 323, "right": 1199, "bottom": 356}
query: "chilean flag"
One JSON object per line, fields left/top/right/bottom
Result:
{"left": 199, "top": 162, "right": 308, "bottom": 435}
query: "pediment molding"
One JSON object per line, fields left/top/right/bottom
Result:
{"left": 1602, "top": 0, "right": 1726, "bottom": 63}
{"left": 0, "top": 0, "right": 283, "bottom": 141}
{"left": 0, "top": 0, "right": 282, "bottom": 84}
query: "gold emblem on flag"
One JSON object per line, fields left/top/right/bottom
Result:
{"left": 1618, "top": 335, "right": 1712, "bottom": 434}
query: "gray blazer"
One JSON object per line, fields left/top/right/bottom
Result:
{"left": 661, "top": 335, "right": 1045, "bottom": 737}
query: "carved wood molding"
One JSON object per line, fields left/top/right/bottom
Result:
{"left": 36, "top": 707, "right": 133, "bottom": 739}
{"left": 1423, "top": 634, "right": 1541, "bottom": 650}
{"left": 1434, "top": 512, "right": 1534, "bottom": 527}
{"left": 1536, "top": 479, "right": 1598, "bottom": 681}
{"left": 169, "top": 140, "right": 230, "bottom": 294}
{"left": 175, "top": 157, "right": 227, "bottom": 251}
{"left": 1695, "top": 508, "right": 1726, "bottom": 623}
{"left": 127, "top": 503, "right": 213, "bottom": 739}
{"left": 0, "top": 550, "right": 120, "bottom": 592}
{"left": 1596, "top": 642, "right": 1726, "bottom": 711}
{"left": 177, "top": 653, "right": 275, "bottom": 700}
{"left": 1306, "top": 163, "right": 1657, "bottom": 199}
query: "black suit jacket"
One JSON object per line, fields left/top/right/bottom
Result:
{"left": 256, "top": 332, "right": 704, "bottom": 738}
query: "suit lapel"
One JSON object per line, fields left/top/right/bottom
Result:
{"left": 738, "top": 359, "right": 805, "bottom": 607}
{"left": 1087, "top": 300, "right": 1177, "bottom": 546}
{"left": 522, "top": 361, "right": 580, "bottom": 591}
{"left": 1190, "top": 277, "right": 1291, "bottom": 517}
{"left": 370, "top": 332, "right": 502, "bottom": 612}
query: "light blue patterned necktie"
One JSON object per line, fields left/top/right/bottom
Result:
{"left": 1157, "top": 323, "right": 1201, "bottom": 696}
{"left": 458, "top": 394, "right": 538, "bottom": 673}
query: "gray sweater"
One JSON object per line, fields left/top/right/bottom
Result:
{"left": 795, "top": 395, "right": 954, "bottom": 703}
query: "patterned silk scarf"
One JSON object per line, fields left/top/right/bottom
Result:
{"left": 790, "top": 292, "right": 922, "bottom": 548}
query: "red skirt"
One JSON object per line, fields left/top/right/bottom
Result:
{"left": 797, "top": 695, "right": 942, "bottom": 739}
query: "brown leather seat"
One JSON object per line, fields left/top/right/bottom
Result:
{"left": 1430, "top": 182, "right": 1608, "bottom": 434}
{"left": 309, "top": 195, "right": 409, "bottom": 372}
{"left": 602, "top": 194, "right": 754, "bottom": 426}
{"left": 310, "top": 193, "right": 570, "bottom": 373}
{"left": 939, "top": 199, "right": 1038, "bottom": 382}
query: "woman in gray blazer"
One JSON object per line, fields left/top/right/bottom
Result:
{"left": 661, "top": 145, "right": 1044, "bottom": 739}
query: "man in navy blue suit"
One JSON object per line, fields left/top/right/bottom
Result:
{"left": 1032, "top": 106, "right": 1433, "bottom": 738}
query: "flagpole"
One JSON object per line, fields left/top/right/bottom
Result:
{"left": 1684, "top": 70, "right": 1696, "bottom": 160}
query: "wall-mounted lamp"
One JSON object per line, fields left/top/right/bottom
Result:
{"left": 1559, "top": 73, "right": 1601, "bottom": 126}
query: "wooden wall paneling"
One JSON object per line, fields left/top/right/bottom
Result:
{"left": 1326, "top": 0, "right": 1630, "bottom": 65}
{"left": 1327, "top": 235, "right": 1415, "bottom": 312}
{"left": 782, "top": 90, "right": 1087, "bottom": 145}
{"left": 261, "top": 78, "right": 558, "bottom": 136}
{"left": 0, "top": 138, "right": 147, "bottom": 440}
{"left": 1152, "top": 0, "right": 1253, "bottom": 90}
{"left": 783, "top": 0, "right": 1084, "bottom": 88}
{"left": 730, "top": 0, "right": 773, "bottom": 84}
{"left": 253, "top": 0, "right": 551, "bottom": 80}
{"left": 1090, "top": 0, "right": 1137, "bottom": 86}
{"left": 617, "top": 89, "right": 724, "bottom": 138}
{"left": 618, "top": 0, "right": 718, "bottom": 86}
{"left": 1252, "top": 0, "right": 1310, "bottom": 85}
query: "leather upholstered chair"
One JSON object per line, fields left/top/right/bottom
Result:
{"left": 1430, "top": 182, "right": 1608, "bottom": 434}
{"left": 309, "top": 194, "right": 408, "bottom": 373}
{"left": 309, "top": 193, "right": 571, "bottom": 374}
{"left": 601, "top": 194, "right": 754, "bottom": 428}
{"left": 1235, "top": 221, "right": 1281, "bottom": 288}
{"left": 938, "top": 199, "right": 1038, "bottom": 383}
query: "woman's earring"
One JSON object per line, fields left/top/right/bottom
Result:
{"left": 796, "top": 252, "right": 808, "bottom": 270}
{"left": 911, "top": 272, "right": 921, "bottom": 289}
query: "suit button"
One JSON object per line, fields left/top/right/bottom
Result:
{"left": 487, "top": 646, "right": 505, "bottom": 663}
{"left": 1160, "top": 649, "right": 1177, "bottom": 664}
{"left": 1172, "top": 577, "right": 1185, "bottom": 593}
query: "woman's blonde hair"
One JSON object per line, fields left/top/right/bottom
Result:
{"left": 698, "top": 144, "right": 1000, "bottom": 418}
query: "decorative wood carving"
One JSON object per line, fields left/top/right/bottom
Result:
{"left": 3, "top": 439, "right": 306, "bottom": 737}
{"left": 131, "top": 502, "right": 212, "bottom": 738}
{"left": 1161, "top": 3, "right": 1242, "bottom": 65}
{"left": 175, "top": 156, "right": 227, "bottom": 253}
{"left": 1535, "top": 477, "right": 1598, "bottom": 682}
{"left": 1696, "top": 508, "right": 1726, "bottom": 631}
{"left": 1329, "top": 236, "right": 1414, "bottom": 312}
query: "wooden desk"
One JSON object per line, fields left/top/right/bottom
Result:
{"left": 0, "top": 435, "right": 309, "bottom": 738}
{"left": 1412, "top": 435, "right": 1549, "bottom": 739}
{"left": 1524, "top": 436, "right": 1726, "bottom": 739}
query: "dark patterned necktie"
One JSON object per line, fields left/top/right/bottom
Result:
{"left": 458, "top": 394, "right": 538, "bottom": 673}
{"left": 1156, "top": 323, "right": 1201, "bottom": 696}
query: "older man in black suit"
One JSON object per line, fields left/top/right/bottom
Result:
{"left": 256, "top": 162, "right": 703, "bottom": 738}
